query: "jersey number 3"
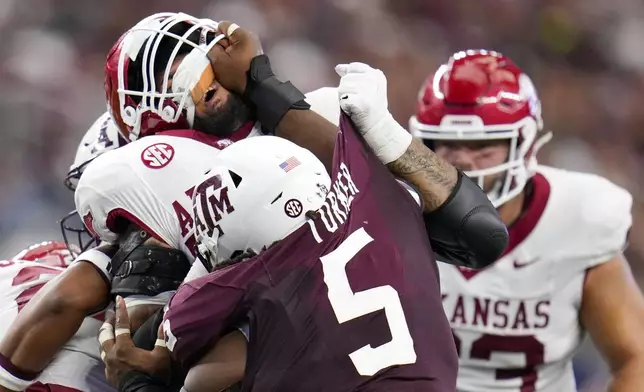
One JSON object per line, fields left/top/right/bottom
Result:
{"left": 320, "top": 227, "right": 417, "bottom": 376}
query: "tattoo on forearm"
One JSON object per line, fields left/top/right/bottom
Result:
{"left": 387, "top": 138, "right": 458, "bottom": 211}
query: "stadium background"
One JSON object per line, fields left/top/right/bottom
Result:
{"left": 0, "top": 0, "right": 642, "bottom": 389}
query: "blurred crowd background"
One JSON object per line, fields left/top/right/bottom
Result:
{"left": 0, "top": 0, "right": 642, "bottom": 389}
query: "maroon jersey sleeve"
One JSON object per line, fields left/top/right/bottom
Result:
{"left": 162, "top": 270, "right": 246, "bottom": 369}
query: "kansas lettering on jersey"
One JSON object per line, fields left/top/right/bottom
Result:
{"left": 439, "top": 165, "right": 632, "bottom": 392}
{"left": 0, "top": 259, "right": 112, "bottom": 392}
{"left": 163, "top": 114, "right": 458, "bottom": 392}
{"left": 74, "top": 131, "right": 260, "bottom": 280}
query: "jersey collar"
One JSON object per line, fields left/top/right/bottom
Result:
{"left": 156, "top": 121, "right": 257, "bottom": 149}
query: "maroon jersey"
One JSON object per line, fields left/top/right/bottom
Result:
{"left": 163, "top": 114, "right": 458, "bottom": 391}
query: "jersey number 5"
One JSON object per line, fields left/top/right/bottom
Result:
{"left": 320, "top": 227, "right": 417, "bottom": 376}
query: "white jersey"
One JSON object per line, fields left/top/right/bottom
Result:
{"left": 74, "top": 128, "right": 263, "bottom": 281}
{"left": 0, "top": 259, "right": 112, "bottom": 392}
{"left": 439, "top": 165, "right": 632, "bottom": 392}
{"left": 74, "top": 91, "right": 337, "bottom": 282}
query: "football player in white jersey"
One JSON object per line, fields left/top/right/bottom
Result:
{"left": 0, "top": 241, "right": 114, "bottom": 392}
{"left": 0, "top": 111, "right": 129, "bottom": 392}
{"left": 0, "top": 13, "right": 317, "bottom": 391}
{"left": 60, "top": 110, "right": 128, "bottom": 256}
{"left": 409, "top": 49, "right": 644, "bottom": 392}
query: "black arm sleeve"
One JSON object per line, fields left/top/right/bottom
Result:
{"left": 424, "top": 171, "right": 509, "bottom": 269}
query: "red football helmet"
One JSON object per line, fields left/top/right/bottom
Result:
{"left": 105, "top": 12, "right": 225, "bottom": 142}
{"left": 12, "top": 241, "right": 77, "bottom": 268}
{"left": 409, "top": 49, "right": 551, "bottom": 207}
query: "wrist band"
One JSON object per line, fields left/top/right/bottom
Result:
{"left": 244, "top": 55, "right": 309, "bottom": 133}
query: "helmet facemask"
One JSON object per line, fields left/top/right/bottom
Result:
{"left": 111, "top": 13, "right": 225, "bottom": 141}
{"left": 413, "top": 115, "right": 551, "bottom": 208}
{"left": 60, "top": 210, "right": 100, "bottom": 258}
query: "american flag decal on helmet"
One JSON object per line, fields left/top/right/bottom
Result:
{"left": 279, "top": 157, "right": 301, "bottom": 172}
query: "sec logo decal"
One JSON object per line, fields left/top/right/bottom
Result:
{"left": 141, "top": 143, "right": 175, "bottom": 169}
{"left": 284, "top": 199, "right": 303, "bottom": 218}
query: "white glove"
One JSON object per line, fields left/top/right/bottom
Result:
{"left": 335, "top": 62, "right": 412, "bottom": 164}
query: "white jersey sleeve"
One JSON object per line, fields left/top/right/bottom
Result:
{"left": 577, "top": 174, "right": 632, "bottom": 267}
{"left": 75, "top": 135, "right": 226, "bottom": 278}
{"left": 306, "top": 87, "right": 341, "bottom": 126}
{"left": 539, "top": 166, "right": 632, "bottom": 270}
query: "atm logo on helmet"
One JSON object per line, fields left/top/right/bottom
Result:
{"left": 193, "top": 174, "right": 235, "bottom": 239}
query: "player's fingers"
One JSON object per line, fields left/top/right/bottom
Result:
{"left": 335, "top": 64, "right": 349, "bottom": 77}
{"left": 339, "top": 99, "right": 357, "bottom": 115}
{"left": 346, "top": 62, "right": 375, "bottom": 74}
{"left": 207, "top": 39, "right": 227, "bottom": 64}
{"left": 216, "top": 21, "right": 245, "bottom": 45}
{"left": 98, "top": 310, "right": 116, "bottom": 361}
{"left": 114, "top": 296, "right": 132, "bottom": 344}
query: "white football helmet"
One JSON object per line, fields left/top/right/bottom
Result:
{"left": 65, "top": 111, "right": 127, "bottom": 191}
{"left": 62, "top": 111, "right": 126, "bottom": 256}
{"left": 193, "top": 136, "right": 330, "bottom": 269}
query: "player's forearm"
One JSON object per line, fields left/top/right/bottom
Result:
{"left": 608, "top": 357, "right": 644, "bottom": 392}
{"left": 275, "top": 109, "right": 337, "bottom": 173}
{"left": 0, "top": 262, "right": 108, "bottom": 380}
{"left": 390, "top": 138, "right": 507, "bottom": 269}
{"left": 0, "top": 303, "right": 86, "bottom": 373}
{"left": 386, "top": 138, "right": 457, "bottom": 212}
{"left": 238, "top": 53, "right": 337, "bottom": 173}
